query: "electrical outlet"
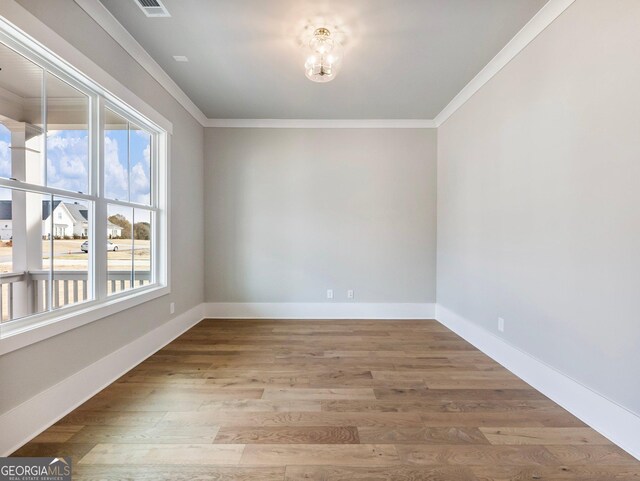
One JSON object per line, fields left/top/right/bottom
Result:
{"left": 170, "top": 302, "right": 175, "bottom": 315}
{"left": 326, "top": 289, "right": 334, "bottom": 300}
{"left": 498, "top": 317, "right": 505, "bottom": 332}
{"left": 347, "top": 289, "right": 354, "bottom": 299}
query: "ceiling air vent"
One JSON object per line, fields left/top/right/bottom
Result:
{"left": 134, "top": 0, "right": 170, "bottom": 17}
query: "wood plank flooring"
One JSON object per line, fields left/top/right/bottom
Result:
{"left": 12, "top": 319, "right": 640, "bottom": 480}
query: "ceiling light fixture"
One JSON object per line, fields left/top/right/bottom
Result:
{"left": 304, "top": 27, "right": 343, "bottom": 83}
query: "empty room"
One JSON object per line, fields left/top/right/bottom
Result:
{"left": 0, "top": 0, "right": 639, "bottom": 480}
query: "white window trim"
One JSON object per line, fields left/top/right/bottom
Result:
{"left": 0, "top": 285, "right": 169, "bottom": 355}
{"left": 0, "top": 6, "right": 171, "bottom": 355}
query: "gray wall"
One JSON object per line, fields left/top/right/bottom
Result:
{"left": 437, "top": 0, "right": 640, "bottom": 415}
{"left": 0, "top": 1, "right": 204, "bottom": 413}
{"left": 5, "top": 0, "right": 638, "bottom": 429}
{"left": 205, "top": 128, "right": 437, "bottom": 303}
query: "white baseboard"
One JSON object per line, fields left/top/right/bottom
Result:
{"left": 4, "top": 301, "right": 637, "bottom": 462}
{"left": 204, "top": 302, "right": 436, "bottom": 320}
{"left": 435, "top": 304, "right": 640, "bottom": 461}
{"left": 0, "top": 303, "right": 204, "bottom": 456}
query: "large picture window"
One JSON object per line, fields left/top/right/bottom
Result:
{"left": 0, "top": 23, "right": 167, "bottom": 335}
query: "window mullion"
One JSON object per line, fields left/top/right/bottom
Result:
{"left": 0, "top": 179, "right": 97, "bottom": 201}
{"left": 93, "top": 97, "right": 107, "bottom": 301}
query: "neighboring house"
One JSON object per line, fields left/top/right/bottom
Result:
{"left": 0, "top": 200, "right": 123, "bottom": 239}
{"left": 0, "top": 201, "right": 12, "bottom": 240}
{"left": 44, "top": 201, "right": 89, "bottom": 238}
{"left": 107, "top": 221, "right": 123, "bottom": 238}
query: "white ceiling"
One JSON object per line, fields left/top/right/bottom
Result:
{"left": 98, "top": 0, "right": 548, "bottom": 120}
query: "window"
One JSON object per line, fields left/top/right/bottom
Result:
{"left": 0, "top": 21, "right": 167, "bottom": 339}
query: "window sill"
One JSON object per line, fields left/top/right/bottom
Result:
{"left": 0, "top": 285, "right": 170, "bottom": 355}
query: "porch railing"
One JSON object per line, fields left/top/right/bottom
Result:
{"left": 0, "top": 271, "right": 25, "bottom": 322}
{"left": 0, "top": 270, "right": 151, "bottom": 322}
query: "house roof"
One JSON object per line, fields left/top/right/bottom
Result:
{"left": 40, "top": 200, "right": 60, "bottom": 220}
{"left": 0, "top": 200, "right": 89, "bottom": 222}
{"left": 61, "top": 202, "right": 89, "bottom": 224}
{"left": 0, "top": 200, "right": 124, "bottom": 231}
{"left": 0, "top": 201, "right": 11, "bottom": 221}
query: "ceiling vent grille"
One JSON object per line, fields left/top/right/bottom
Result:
{"left": 134, "top": 0, "right": 170, "bottom": 17}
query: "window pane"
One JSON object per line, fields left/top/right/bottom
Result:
{"left": 0, "top": 41, "right": 44, "bottom": 184}
{"left": 46, "top": 73, "right": 90, "bottom": 194}
{"left": 0, "top": 187, "right": 49, "bottom": 323}
{"left": 129, "top": 124, "right": 151, "bottom": 205}
{"left": 0, "top": 187, "right": 13, "bottom": 274}
{"left": 107, "top": 204, "right": 132, "bottom": 295}
{"left": 104, "top": 109, "right": 129, "bottom": 201}
{"left": 50, "top": 196, "right": 92, "bottom": 310}
{"left": 0, "top": 124, "right": 11, "bottom": 180}
{"left": 133, "top": 208, "right": 152, "bottom": 287}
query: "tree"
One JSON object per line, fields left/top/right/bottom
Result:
{"left": 108, "top": 214, "right": 131, "bottom": 239}
{"left": 133, "top": 222, "right": 150, "bottom": 240}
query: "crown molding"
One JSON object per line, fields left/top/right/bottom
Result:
{"left": 73, "top": 0, "right": 574, "bottom": 130}
{"left": 433, "top": 0, "right": 576, "bottom": 127}
{"left": 73, "top": 0, "right": 208, "bottom": 126}
{"left": 205, "top": 118, "right": 437, "bottom": 129}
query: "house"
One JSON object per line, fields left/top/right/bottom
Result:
{"left": 0, "top": 201, "right": 11, "bottom": 241}
{"left": 0, "top": 0, "right": 639, "bottom": 476}
{"left": 0, "top": 201, "right": 122, "bottom": 239}
{"left": 43, "top": 201, "right": 88, "bottom": 238}
{"left": 106, "top": 222, "right": 123, "bottom": 239}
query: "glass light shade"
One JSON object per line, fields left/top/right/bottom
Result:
{"left": 304, "top": 28, "right": 343, "bottom": 83}
{"left": 309, "top": 30, "right": 334, "bottom": 54}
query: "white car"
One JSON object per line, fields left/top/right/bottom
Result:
{"left": 81, "top": 241, "right": 118, "bottom": 253}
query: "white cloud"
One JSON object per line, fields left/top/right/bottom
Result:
{"left": 130, "top": 162, "right": 150, "bottom": 204}
{"left": 46, "top": 130, "right": 89, "bottom": 193}
{"left": 47, "top": 157, "right": 58, "bottom": 178}
{"left": 143, "top": 144, "right": 150, "bottom": 167}
{"left": 0, "top": 139, "right": 11, "bottom": 178}
{"left": 104, "top": 135, "right": 129, "bottom": 200}
{"left": 134, "top": 129, "right": 150, "bottom": 139}
{"left": 0, "top": 139, "right": 9, "bottom": 157}
{"left": 58, "top": 155, "right": 87, "bottom": 179}
{"left": 47, "top": 134, "right": 82, "bottom": 150}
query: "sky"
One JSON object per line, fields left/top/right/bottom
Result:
{"left": 0, "top": 124, "right": 10, "bottom": 181}
{"left": 0, "top": 122, "right": 152, "bottom": 220}
{"left": 105, "top": 125, "right": 151, "bottom": 205}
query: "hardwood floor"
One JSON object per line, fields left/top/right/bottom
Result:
{"left": 12, "top": 319, "right": 640, "bottom": 480}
